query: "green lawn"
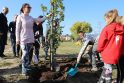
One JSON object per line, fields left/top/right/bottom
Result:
{"left": 1, "top": 41, "right": 81, "bottom": 67}
{"left": 56, "top": 42, "right": 81, "bottom": 55}
{"left": 1, "top": 41, "right": 119, "bottom": 82}
{"left": 38, "top": 41, "right": 82, "bottom": 57}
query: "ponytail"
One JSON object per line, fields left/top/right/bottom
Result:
{"left": 105, "top": 9, "right": 118, "bottom": 25}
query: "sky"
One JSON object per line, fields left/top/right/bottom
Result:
{"left": 0, "top": 0, "right": 124, "bottom": 35}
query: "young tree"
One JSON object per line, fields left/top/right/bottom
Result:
{"left": 41, "top": 0, "right": 65, "bottom": 70}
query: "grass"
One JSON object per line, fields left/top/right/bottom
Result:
{"left": 1, "top": 41, "right": 81, "bottom": 67}
{"left": 57, "top": 41, "right": 81, "bottom": 55}
{"left": 39, "top": 41, "right": 82, "bottom": 57}
{"left": 0, "top": 61, "right": 12, "bottom": 67}
{"left": 0, "top": 41, "right": 120, "bottom": 82}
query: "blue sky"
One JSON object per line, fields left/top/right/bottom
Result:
{"left": 0, "top": 0, "right": 124, "bottom": 35}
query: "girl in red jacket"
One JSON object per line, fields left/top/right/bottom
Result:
{"left": 97, "top": 9, "right": 124, "bottom": 83}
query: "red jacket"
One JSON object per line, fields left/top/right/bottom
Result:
{"left": 97, "top": 23, "right": 124, "bottom": 64}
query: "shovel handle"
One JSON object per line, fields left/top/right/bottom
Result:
{"left": 75, "top": 63, "right": 78, "bottom": 68}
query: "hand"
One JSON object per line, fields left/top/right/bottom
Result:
{"left": 0, "top": 32, "right": 3, "bottom": 35}
{"left": 16, "top": 41, "right": 20, "bottom": 45}
{"left": 40, "top": 44, "right": 44, "bottom": 48}
{"left": 35, "top": 31, "right": 39, "bottom": 36}
{"left": 46, "top": 13, "right": 53, "bottom": 18}
{"left": 49, "top": 13, "right": 53, "bottom": 16}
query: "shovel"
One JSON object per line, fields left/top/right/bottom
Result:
{"left": 67, "top": 63, "right": 78, "bottom": 77}
{"left": 67, "top": 40, "right": 90, "bottom": 77}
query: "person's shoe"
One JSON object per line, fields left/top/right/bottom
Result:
{"left": 19, "top": 62, "right": 22, "bottom": 68}
{"left": 0, "top": 57, "right": 4, "bottom": 60}
{"left": 21, "top": 73, "right": 29, "bottom": 79}
{"left": 97, "top": 78, "right": 104, "bottom": 83}
{"left": 1, "top": 54, "right": 6, "bottom": 57}
{"left": 106, "top": 80, "right": 112, "bottom": 83}
{"left": 112, "top": 79, "right": 117, "bottom": 83}
{"left": 91, "top": 67, "right": 98, "bottom": 71}
{"left": 16, "top": 53, "right": 20, "bottom": 57}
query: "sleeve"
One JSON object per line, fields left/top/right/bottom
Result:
{"left": 8, "top": 22, "right": 12, "bottom": 33}
{"left": 97, "top": 27, "right": 108, "bottom": 52}
{"left": 33, "top": 16, "right": 46, "bottom": 23}
{"left": 0, "top": 14, "right": 3, "bottom": 33}
{"left": 16, "top": 15, "right": 22, "bottom": 42}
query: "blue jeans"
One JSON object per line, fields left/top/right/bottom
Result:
{"left": 20, "top": 43, "right": 33, "bottom": 74}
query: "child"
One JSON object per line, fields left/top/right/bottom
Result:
{"left": 115, "top": 16, "right": 124, "bottom": 83}
{"left": 78, "top": 31, "right": 100, "bottom": 71}
{"left": 97, "top": 9, "right": 124, "bottom": 83}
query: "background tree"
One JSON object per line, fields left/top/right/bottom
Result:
{"left": 70, "top": 21, "right": 92, "bottom": 39}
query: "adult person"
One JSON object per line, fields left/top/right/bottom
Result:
{"left": 32, "top": 15, "right": 45, "bottom": 64}
{"left": 16, "top": 3, "right": 52, "bottom": 75}
{"left": 0, "top": 7, "right": 9, "bottom": 58}
{"left": 9, "top": 15, "right": 19, "bottom": 57}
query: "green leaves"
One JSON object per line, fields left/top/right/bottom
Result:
{"left": 40, "top": 0, "right": 65, "bottom": 57}
{"left": 70, "top": 21, "right": 92, "bottom": 39}
{"left": 41, "top": 4, "right": 47, "bottom": 13}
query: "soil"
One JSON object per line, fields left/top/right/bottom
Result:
{"left": 0, "top": 57, "right": 103, "bottom": 83}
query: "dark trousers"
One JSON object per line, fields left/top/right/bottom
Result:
{"left": 10, "top": 34, "right": 16, "bottom": 56}
{"left": 17, "top": 44, "right": 22, "bottom": 56}
{"left": 10, "top": 34, "right": 22, "bottom": 57}
{"left": 0, "top": 34, "right": 6, "bottom": 57}
{"left": 117, "top": 55, "right": 124, "bottom": 83}
{"left": 34, "top": 40, "right": 40, "bottom": 60}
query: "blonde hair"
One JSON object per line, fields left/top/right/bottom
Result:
{"left": 104, "top": 9, "right": 118, "bottom": 25}
{"left": 116, "top": 16, "right": 124, "bottom": 25}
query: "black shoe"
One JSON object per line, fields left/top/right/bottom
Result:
{"left": 17, "top": 53, "right": 19, "bottom": 56}
{"left": 19, "top": 63, "right": 22, "bottom": 68}
{"left": 1, "top": 54, "right": 6, "bottom": 57}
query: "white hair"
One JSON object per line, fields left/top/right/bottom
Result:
{"left": 2, "top": 7, "right": 8, "bottom": 11}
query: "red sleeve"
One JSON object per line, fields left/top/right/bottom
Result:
{"left": 97, "top": 27, "right": 108, "bottom": 53}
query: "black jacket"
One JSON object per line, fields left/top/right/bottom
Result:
{"left": 0, "top": 13, "right": 8, "bottom": 33}
{"left": 9, "top": 21, "right": 16, "bottom": 35}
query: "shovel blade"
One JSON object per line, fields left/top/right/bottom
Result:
{"left": 67, "top": 68, "right": 78, "bottom": 77}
